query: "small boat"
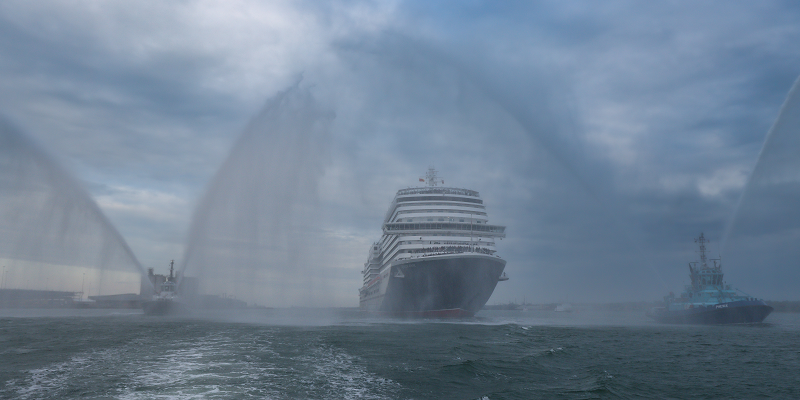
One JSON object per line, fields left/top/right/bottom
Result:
{"left": 142, "top": 260, "right": 189, "bottom": 316}
{"left": 648, "top": 233, "right": 772, "bottom": 324}
{"left": 554, "top": 303, "right": 573, "bottom": 313}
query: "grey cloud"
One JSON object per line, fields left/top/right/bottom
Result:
{"left": 1, "top": 1, "right": 800, "bottom": 304}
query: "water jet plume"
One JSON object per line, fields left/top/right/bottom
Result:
{"left": 180, "top": 83, "right": 334, "bottom": 308}
{"left": 0, "top": 115, "right": 148, "bottom": 296}
{"left": 721, "top": 75, "right": 800, "bottom": 253}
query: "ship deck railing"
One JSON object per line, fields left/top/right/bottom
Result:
{"left": 396, "top": 187, "right": 479, "bottom": 197}
{"left": 383, "top": 222, "right": 506, "bottom": 235}
{"left": 408, "top": 246, "right": 496, "bottom": 255}
{"left": 395, "top": 249, "right": 503, "bottom": 260}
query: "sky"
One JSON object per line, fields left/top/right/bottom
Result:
{"left": 0, "top": 0, "right": 799, "bottom": 306}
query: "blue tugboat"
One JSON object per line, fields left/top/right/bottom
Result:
{"left": 648, "top": 233, "right": 773, "bottom": 324}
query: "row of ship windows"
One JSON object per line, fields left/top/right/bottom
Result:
{"left": 375, "top": 224, "right": 492, "bottom": 253}
{"left": 396, "top": 188, "right": 479, "bottom": 197}
{"left": 377, "top": 235, "right": 493, "bottom": 258}
{"left": 398, "top": 240, "right": 493, "bottom": 246}
{"left": 395, "top": 209, "right": 487, "bottom": 217}
{"left": 397, "top": 217, "right": 483, "bottom": 223}
{"left": 696, "top": 277, "right": 723, "bottom": 286}
{"left": 399, "top": 246, "right": 496, "bottom": 255}
{"left": 379, "top": 235, "right": 494, "bottom": 262}
{"left": 396, "top": 204, "right": 485, "bottom": 211}
{"left": 397, "top": 201, "right": 484, "bottom": 207}
{"left": 396, "top": 196, "right": 483, "bottom": 204}
{"left": 384, "top": 222, "right": 505, "bottom": 233}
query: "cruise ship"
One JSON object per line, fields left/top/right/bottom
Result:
{"left": 359, "top": 168, "right": 508, "bottom": 317}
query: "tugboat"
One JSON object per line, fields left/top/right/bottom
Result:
{"left": 648, "top": 233, "right": 773, "bottom": 324}
{"left": 142, "top": 260, "right": 189, "bottom": 316}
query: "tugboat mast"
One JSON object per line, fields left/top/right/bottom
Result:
{"left": 695, "top": 233, "right": 708, "bottom": 269}
{"left": 648, "top": 232, "right": 773, "bottom": 324}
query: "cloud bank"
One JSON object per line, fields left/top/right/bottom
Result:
{"left": 0, "top": 1, "right": 799, "bottom": 304}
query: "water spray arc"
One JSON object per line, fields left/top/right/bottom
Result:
{"left": 179, "top": 83, "right": 334, "bottom": 306}
{"left": 396, "top": 40, "right": 669, "bottom": 291}
{"left": 721, "top": 75, "right": 800, "bottom": 254}
{"left": 0, "top": 116, "right": 151, "bottom": 293}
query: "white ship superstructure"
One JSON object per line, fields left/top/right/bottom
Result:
{"left": 359, "top": 168, "right": 507, "bottom": 317}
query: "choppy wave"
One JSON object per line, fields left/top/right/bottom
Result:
{"left": 2, "top": 321, "right": 401, "bottom": 399}
{"left": 1, "top": 311, "right": 799, "bottom": 399}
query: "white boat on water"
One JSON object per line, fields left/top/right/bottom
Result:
{"left": 359, "top": 168, "right": 508, "bottom": 317}
{"left": 554, "top": 303, "right": 573, "bottom": 313}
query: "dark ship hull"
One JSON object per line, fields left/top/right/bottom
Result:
{"left": 361, "top": 254, "right": 506, "bottom": 317}
{"left": 648, "top": 300, "right": 773, "bottom": 324}
{"left": 142, "top": 298, "right": 189, "bottom": 316}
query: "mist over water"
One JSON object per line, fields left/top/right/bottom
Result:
{"left": 180, "top": 84, "right": 334, "bottom": 307}
{"left": 0, "top": 117, "right": 146, "bottom": 295}
{"left": 333, "top": 36, "right": 675, "bottom": 299}
{"left": 433, "top": 46, "right": 670, "bottom": 291}
{"left": 3, "top": 4, "right": 800, "bottom": 398}
{"left": 718, "top": 76, "right": 800, "bottom": 295}
{"left": 0, "top": 25, "right": 796, "bottom": 305}
{"left": 723, "top": 76, "right": 800, "bottom": 249}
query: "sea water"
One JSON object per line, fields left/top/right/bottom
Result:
{"left": 1, "top": 309, "right": 798, "bottom": 399}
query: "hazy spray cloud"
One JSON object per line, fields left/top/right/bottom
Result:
{"left": 181, "top": 84, "right": 334, "bottom": 306}
{"left": 0, "top": 116, "right": 146, "bottom": 295}
{"left": 719, "top": 77, "right": 800, "bottom": 296}
{"left": 0, "top": 1, "right": 799, "bottom": 304}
